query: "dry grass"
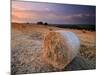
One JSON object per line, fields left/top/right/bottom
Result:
{"left": 11, "top": 23, "right": 96, "bottom": 74}
{"left": 43, "top": 31, "right": 69, "bottom": 69}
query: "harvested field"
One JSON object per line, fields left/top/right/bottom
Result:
{"left": 11, "top": 23, "right": 96, "bottom": 74}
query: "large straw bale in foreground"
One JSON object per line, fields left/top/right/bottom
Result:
{"left": 42, "top": 30, "right": 80, "bottom": 69}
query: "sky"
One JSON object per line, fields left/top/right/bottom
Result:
{"left": 12, "top": 1, "right": 96, "bottom": 24}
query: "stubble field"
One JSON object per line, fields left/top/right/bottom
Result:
{"left": 11, "top": 23, "right": 96, "bottom": 74}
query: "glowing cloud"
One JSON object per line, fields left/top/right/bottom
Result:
{"left": 12, "top": 1, "right": 96, "bottom": 24}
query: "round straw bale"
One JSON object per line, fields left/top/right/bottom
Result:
{"left": 42, "top": 30, "right": 80, "bottom": 69}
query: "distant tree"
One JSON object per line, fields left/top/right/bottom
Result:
{"left": 44, "top": 22, "right": 48, "bottom": 25}
{"left": 26, "top": 22, "right": 29, "bottom": 24}
{"left": 37, "top": 21, "right": 43, "bottom": 25}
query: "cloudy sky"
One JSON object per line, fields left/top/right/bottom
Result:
{"left": 12, "top": 1, "right": 96, "bottom": 24}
